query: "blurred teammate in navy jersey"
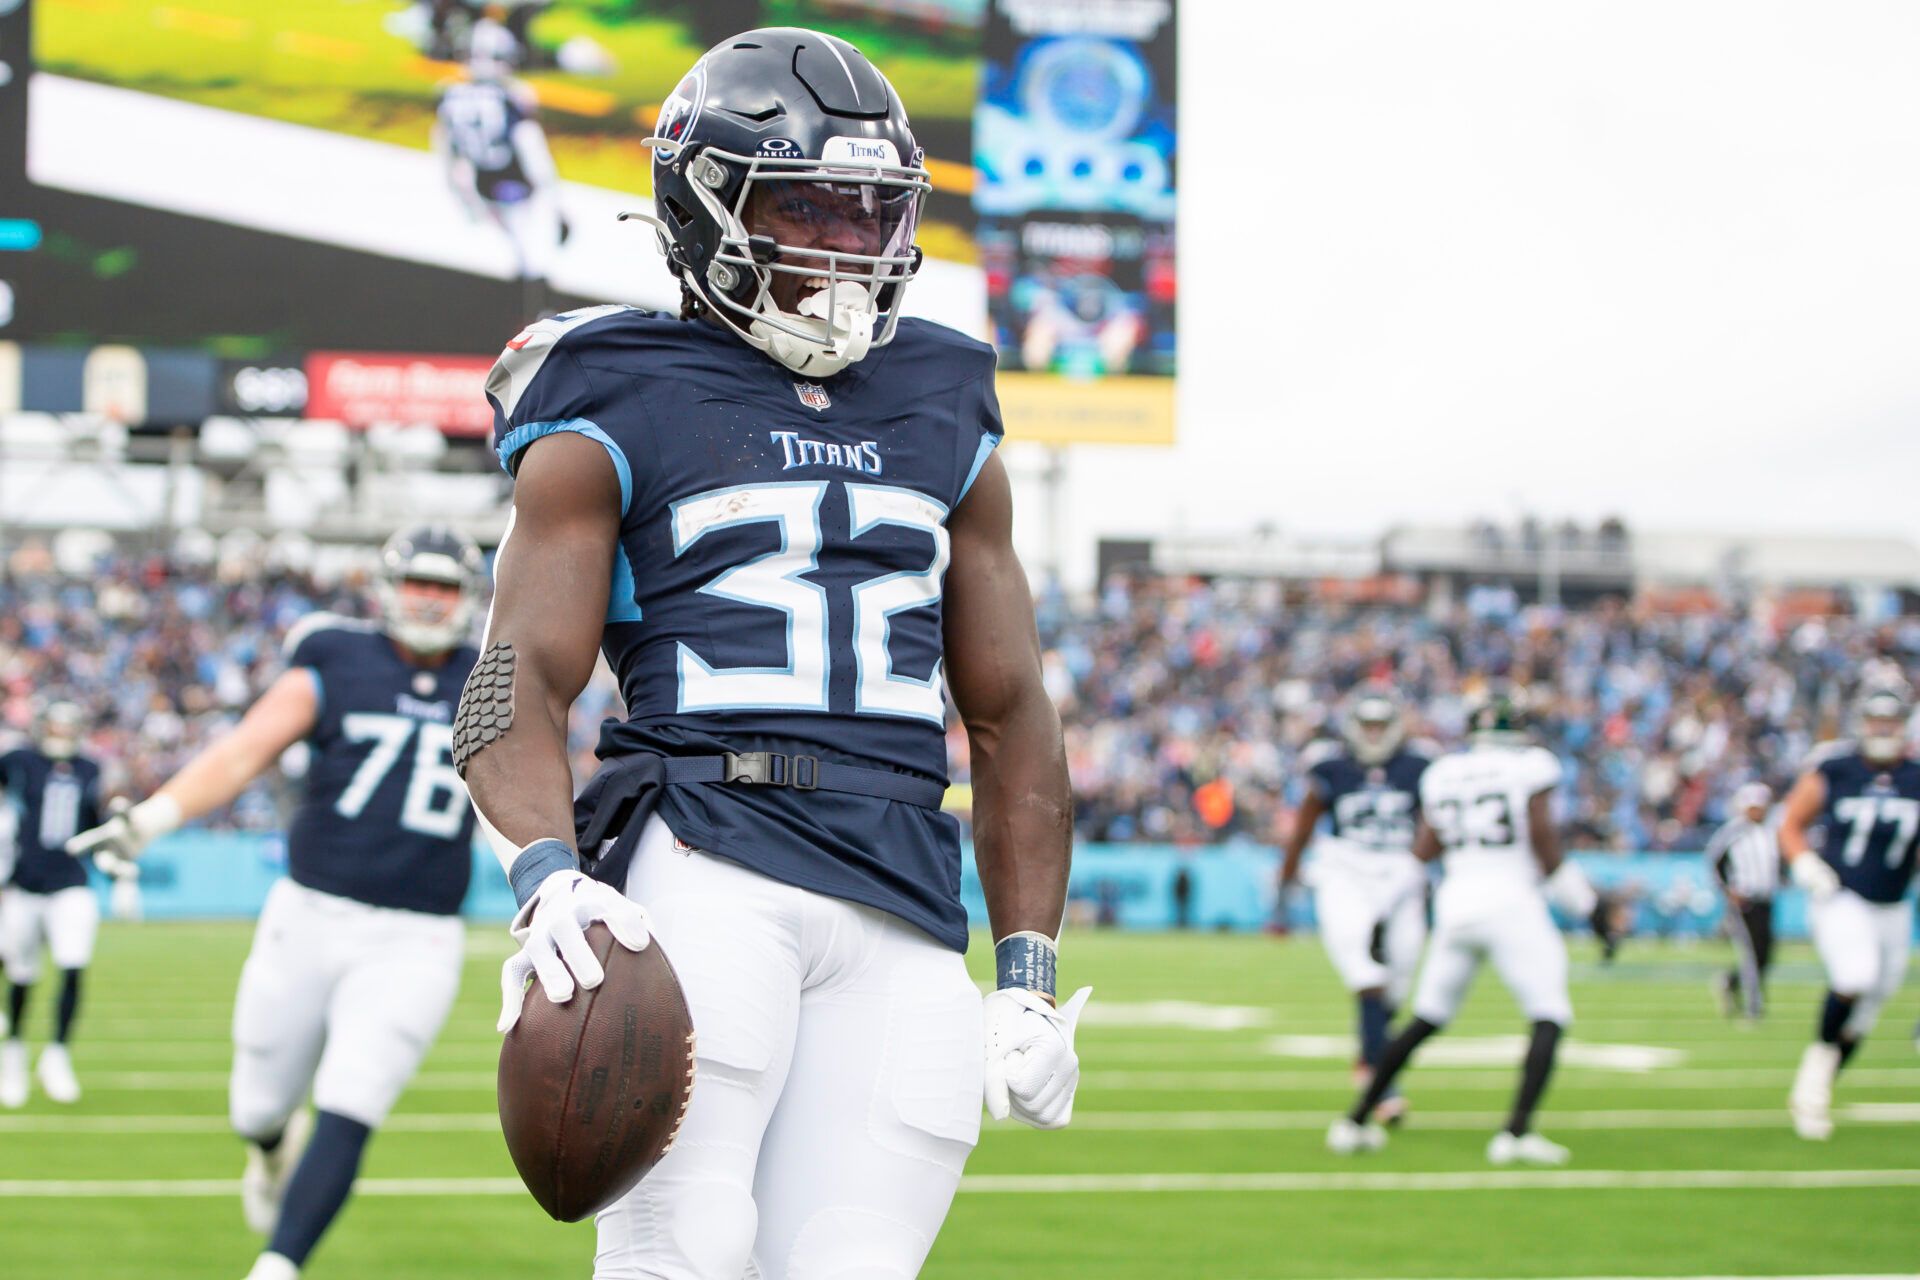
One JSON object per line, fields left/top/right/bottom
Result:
{"left": 1779, "top": 680, "right": 1920, "bottom": 1140}
{"left": 0, "top": 703, "right": 105, "bottom": 1106}
{"left": 1280, "top": 685, "right": 1432, "bottom": 1125}
{"left": 459, "top": 29, "right": 1084, "bottom": 1279}
{"left": 68, "top": 527, "right": 485, "bottom": 1280}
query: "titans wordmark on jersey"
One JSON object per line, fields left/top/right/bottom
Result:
{"left": 0, "top": 747, "right": 103, "bottom": 894}
{"left": 487, "top": 306, "right": 1003, "bottom": 950}
{"left": 284, "top": 617, "right": 481, "bottom": 916}
{"left": 1302, "top": 741, "right": 1432, "bottom": 852}
{"left": 1809, "top": 742, "right": 1920, "bottom": 904}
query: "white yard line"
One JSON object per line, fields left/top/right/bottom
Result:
{"left": 1059, "top": 1105, "right": 1920, "bottom": 1131}
{"left": 1081, "top": 1068, "right": 1920, "bottom": 1090}
{"left": 0, "top": 1113, "right": 504, "bottom": 1133}
{"left": 3, "top": 1170, "right": 1919, "bottom": 1197}
{"left": 958, "top": 1169, "right": 1920, "bottom": 1193}
{"left": 49, "top": 1066, "right": 1920, "bottom": 1091}
{"left": 5, "top": 1105, "right": 1916, "bottom": 1135}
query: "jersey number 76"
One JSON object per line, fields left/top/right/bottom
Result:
{"left": 335, "top": 714, "right": 467, "bottom": 840}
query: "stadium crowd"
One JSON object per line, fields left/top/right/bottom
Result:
{"left": 1021, "top": 575, "right": 1920, "bottom": 852}
{"left": 3, "top": 544, "right": 1917, "bottom": 853}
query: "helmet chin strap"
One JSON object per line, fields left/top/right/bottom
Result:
{"left": 753, "top": 281, "right": 876, "bottom": 376}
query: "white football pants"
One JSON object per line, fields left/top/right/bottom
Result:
{"left": 1312, "top": 850, "right": 1426, "bottom": 1004}
{"left": 1809, "top": 890, "right": 1912, "bottom": 1038}
{"left": 0, "top": 886, "right": 99, "bottom": 982}
{"left": 595, "top": 818, "right": 983, "bottom": 1280}
{"left": 1412, "top": 877, "right": 1572, "bottom": 1027}
{"left": 229, "top": 880, "right": 463, "bottom": 1137}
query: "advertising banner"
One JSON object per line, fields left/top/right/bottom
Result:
{"left": 304, "top": 351, "right": 496, "bottom": 434}
{"left": 974, "top": 0, "right": 1176, "bottom": 445}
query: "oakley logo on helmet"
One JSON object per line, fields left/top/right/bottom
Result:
{"left": 758, "top": 137, "right": 798, "bottom": 155}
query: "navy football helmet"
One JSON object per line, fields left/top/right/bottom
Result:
{"left": 1853, "top": 677, "right": 1913, "bottom": 763}
{"left": 631, "top": 28, "right": 931, "bottom": 377}
{"left": 1339, "top": 683, "right": 1406, "bottom": 765}
{"left": 40, "top": 701, "right": 85, "bottom": 760}
{"left": 376, "top": 525, "right": 485, "bottom": 654}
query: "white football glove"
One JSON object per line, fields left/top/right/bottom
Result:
{"left": 497, "top": 870, "right": 652, "bottom": 1033}
{"left": 66, "top": 795, "right": 180, "bottom": 880}
{"left": 1790, "top": 853, "right": 1841, "bottom": 902}
{"left": 1544, "top": 861, "right": 1599, "bottom": 918}
{"left": 108, "top": 872, "right": 143, "bottom": 922}
{"left": 983, "top": 986, "right": 1092, "bottom": 1130}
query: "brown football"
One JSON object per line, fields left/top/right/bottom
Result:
{"left": 498, "top": 922, "right": 696, "bottom": 1222}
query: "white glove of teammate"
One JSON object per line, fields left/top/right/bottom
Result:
{"left": 1789, "top": 853, "right": 1840, "bottom": 902}
{"left": 497, "top": 870, "right": 653, "bottom": 1033}
{"left": 108, "top": 874, "right": 144, "bottom": 922}
{"left": 982, "top": 985, "right": 1093, "bottom": 1130}
{"left": 66, "top": 795, "right": 181, "bottom": 880}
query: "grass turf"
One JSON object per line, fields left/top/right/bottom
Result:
{"left": 0, "top": 922, "right": 1916, "bottom": 1277}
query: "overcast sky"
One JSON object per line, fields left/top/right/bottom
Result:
{"left": 1011, "top": 1, "right": 1920, "bottom": 584}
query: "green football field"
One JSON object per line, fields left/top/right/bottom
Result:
{"left": 2, "top": 923, "right": 1917, "bottom": 1278}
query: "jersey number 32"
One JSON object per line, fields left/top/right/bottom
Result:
{"left": 672, "top": 481, "right": 949, "bottom": 724}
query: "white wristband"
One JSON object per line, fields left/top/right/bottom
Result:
{"left": 130, "top": 795, "right": 183, "bottom": 842}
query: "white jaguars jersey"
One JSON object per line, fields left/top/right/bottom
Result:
{"left": 1419, "top": 743, "right": 1562, "bottom": 888}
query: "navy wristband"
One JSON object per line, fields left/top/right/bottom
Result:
{"left": 508, "top": 838, "right": 579, "bottom": 908}
{"left": 994, "top": 931, "right": 1057, "bottom": 998}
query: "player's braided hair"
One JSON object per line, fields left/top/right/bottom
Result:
{"left": 678, "top": 279, "right": 706, "bottom": 322}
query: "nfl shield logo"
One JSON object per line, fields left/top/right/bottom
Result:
{"left": 794, "top": 381, "right": 831, "bottom": 412}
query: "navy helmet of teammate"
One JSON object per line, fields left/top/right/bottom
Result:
{"left": 0, "top": 701, "right": 105, "bottom": 1107}
{"left": 465, "top": 28, "right": 1082, "bottom": 1278}
{"left": 67, "top": 525, "right": 485, "bottom": 1280}
{"left": 1779, "top": 677, "right": 1920, "bottom": 1140}
{"left": 1279, "top": 684, "right": 1432, "bottom": 1124}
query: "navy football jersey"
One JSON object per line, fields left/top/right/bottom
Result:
{"left": 284, "top": 616, "right": 480, "bottom": 915}
{"left": 488, "top": 306, "right": 1003, "bottom": 950}
{"left": 437, "top": 81, "right": 534, "bottom": 202}
{"left": 1303, "top": 742, "right": 1431, "bottom": 852}
{"left": 0, "top": 747, "right": 103, "bottom": 894}
{"left": 1809, "top": 742, "right": 1920, "bottom": 904}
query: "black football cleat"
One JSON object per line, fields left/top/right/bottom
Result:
{"left": 1590, "top": 895, "right": 1625, "bottom": 964}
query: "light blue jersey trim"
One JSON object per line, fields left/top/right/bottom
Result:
{"left": 958, "top": 433, "right": 1001, "bottom": 503}
{"left": 606, "top": 544, "right": 642, "bottom": 624}
{"left": 497, "top": 418, "right": 642, "bottom": 623}
{"left": 496, "top": 418, "right": 632, "bottom": 517}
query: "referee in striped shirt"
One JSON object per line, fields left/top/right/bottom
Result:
{"left": 1706, "top": 783, "right": 1781, "bottom": 1020}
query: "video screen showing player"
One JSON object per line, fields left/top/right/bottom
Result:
{"left": 6, "top": 1, "right": 982, "bottom": 357}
